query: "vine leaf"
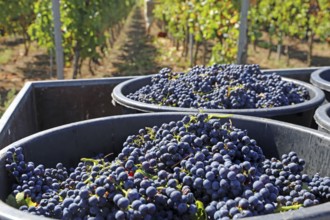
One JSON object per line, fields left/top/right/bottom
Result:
{"left": 275, "top": 204, "right": 302, "bottom": 213}
{"left": 6, "top": 192, "right": 37, "bottom": 208}
{"left": 6, "top": 194, "right": 19, "bottom": 208}
{"left": 208, "top": 114, "right": 233, "bottom": 119}
{"left": 15, "top": 192, "right": 25, "bottom": 206}
{"left": 25, "top": 197, "right": 37, "bottom": 207}
{"left": 194, "top": 200, "right": 207, "bottom": 220}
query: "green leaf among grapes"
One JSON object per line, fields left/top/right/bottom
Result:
{"left": 6, "top": 192, "right": 37, "bottom": 208}
{"left": 6, "top": 194, "right": 19, "bottom": 208}
{"left": 207, "top": 114, "right": 233, "bottom": 120}
{"left": 275, "top": 204, "right": 302, "bottom": 213}
{"left": 15, "top": 192, "right": 25, "bottom": 206}
{"left": 25, "top": 196, "right": 37, "bottom": 207}
{"left": 194, "top": 200, "right": 207, "bottom": 220}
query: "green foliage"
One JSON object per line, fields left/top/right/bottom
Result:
{"left": 0, "top": 0, "right": 35, "bottom": 55}
{"left": 5, "top": 194, "right": 19, "bottom": 208}
{"left": 0, "top": 89, "right": 17, "bottom": 118}
{"left": 29, "top": 0, "right": 136, "bottom": 77}
{"left": 153, "top": 0, "right": 188, "bottom": 41}
{"left": 154, "top": 0, "right": 240, "bottom": 64}
{"left": 4, "top": 89, "right": 16, "bottom": 109}
{"left": 194, "top": 200, "right": 207, "bottom": 220}
{"left": 0, "top": 0, "right": 35, "bottom": 34}
{"left": 28, "top": 0, "right": 54, "bottom": 49}
{"left": 6, "top": 192, "right": 37, "bottom": 209}
{"left": 249, "top": 0, "right": 330, "bottom": 42}
{"left": 309, "top": 0, "right": 330, "bottom": 41}
{"left": 0, "top": 49, "right": 13, "bottom": 64}
{"left": 156, "top": 0, "right": 329, "bottom": 65}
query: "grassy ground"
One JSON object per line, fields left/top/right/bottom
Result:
{"left": 0, "top": 6, "right": 329, "bottom": 116}
{"left": 0, "top": 49, "right": 13, "bottom": 65}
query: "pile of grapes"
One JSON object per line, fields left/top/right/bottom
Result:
{"left": 4, "top": 114, "right": 330, "bottom": 220}
{"left": 127, "top": 64, "right": 310, "bottom": 109}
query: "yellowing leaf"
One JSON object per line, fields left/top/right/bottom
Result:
{"left": 230, "top": 14, "right": 239, "bottom": 24}
{"left": 26, "top": 197, "right": 37, "bottom": 207}
{"left": 15, "top": 192, "right": 25, "bottom": 206}
{"left": 208, "top": 114, "right": 233, "bottom": 119}
{"left": 194, "top": 200, "right": 207, "bottom": 220}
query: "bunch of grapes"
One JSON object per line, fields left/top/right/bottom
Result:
{"left": 127, "top": 64, "right": 309, "bottom": 109}
{"left": 4, "top": 114, "right": 329, "bottom": 220}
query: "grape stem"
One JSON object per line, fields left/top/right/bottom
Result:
{"left": 275, "top": 204, "right": 302, "bottom": 213}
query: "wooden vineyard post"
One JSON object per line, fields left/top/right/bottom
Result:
{"left": 51, "top": 0, "right": 64, "bottom": 79}
{"left": 237, "top": 0, "right": 249, "bottom": 64}
{"left": 189, "top": 33, "right": 194, "bottom": 67}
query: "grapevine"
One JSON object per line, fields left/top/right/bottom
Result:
{"left": 29, "top": 0, "right": 135, "bottom": 78}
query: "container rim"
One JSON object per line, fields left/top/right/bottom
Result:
{"left": 112, "top": 74, "right": 325, "bottom": 116}
{"left": 314, "top": 103, "right": 330, "bottom": 131}
{"left": 310, "top": 67, "right": 330, "bottom": 92}
{"left": 2, "top": 112, "right": 330, "bottom": 152}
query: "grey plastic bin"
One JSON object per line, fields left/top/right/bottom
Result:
{"left": 0, "top": 113, "right": 330, "bottom": 219}
{"left": 314, "top": 103, "right": 330, "bottom": 134}
{"left": 310, "top": 67, "right": 330, "bottom": 102}
{"left": 112, "top": 76, "right": 325, "bottom": 127}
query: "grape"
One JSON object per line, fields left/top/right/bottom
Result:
{"left": 115, "top": 210, "right": 125, "bottom": 220}
{"left": 177, "top": 203, "right": 188, "bottom": 214}
{"left": 146, "top": 186, "right": 157, "bottom": 198}
{"left": 138, "top": 204, "right": 148, "bottom": 215}
{"left": 95, "top": 187, "right": 106, "bottom": 197}
{"left": 170, "top": 190, "right": 181, "bottom": 201}
{"left": 117, "top": 197, "right": 129, "bottom": 210}
{"left": 88, "top": 195, "right": 98, "bottom": 207}
{"left": 62, "top": 198, "right": 74, "bottom": 208}
{"left": 113, "top": 194, "right": 123, "bottom": 204}
{"left": 253, "top": 181, "right": 265, "bottom": 192}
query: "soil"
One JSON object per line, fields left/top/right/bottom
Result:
{"left": 0, "top": 6, "right": 329, "bottom": 115}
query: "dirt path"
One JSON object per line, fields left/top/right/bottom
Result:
{"left": 106, "top": 6, "right": 160, "bottom": 76}
{"left": 102, "top": 5, "right": 188, "bottom": 76}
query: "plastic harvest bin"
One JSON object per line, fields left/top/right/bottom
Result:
{"left": 0, "top": 77, "right": 133, "bottom": 150}
{"left": 310, "top": 67, "right": 330, "bottom": 102}
{"left": 112, "top": 76, "right": 325, "bottom": 127}
{"left": 314, "top": 103, "right": 330, "bottom": 134}
{"left": 0, "top": 113, "right": 330, "bottom": 219}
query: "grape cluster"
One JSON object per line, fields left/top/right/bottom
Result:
{"left": 127, "top": 64, "right": 309, "bottom": 109}
{"left": 308, "top": 174, "right": 330, "bottom": 202}
{"left": 4, "top": 114, "right": 330, "bottom": 220}
{"left": 261, "top": 153, "right": 320, "bottom": 209}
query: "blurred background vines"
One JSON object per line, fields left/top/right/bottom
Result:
{"left": 249, "top": 0, "right": 330, "bottom": 66}
{"left": 0, "top": 0, "right": 329, "bottom": 117}
{"left": 0, "top": 0, "right": 135, "bottom": 79}
{"left": 0, "top": 0, "right": 328, "bottom": 77}
{"left": 154, "top": 0, "right": 330, "bottom": 66}
{"left": 29, "top": 0, "right": 135, "bottom": 79}
{"left": 0, "top": 89, "right": 17, "bottom": 117}
{"left": 154, "top": 0, "right": 240, "bottom": 65}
